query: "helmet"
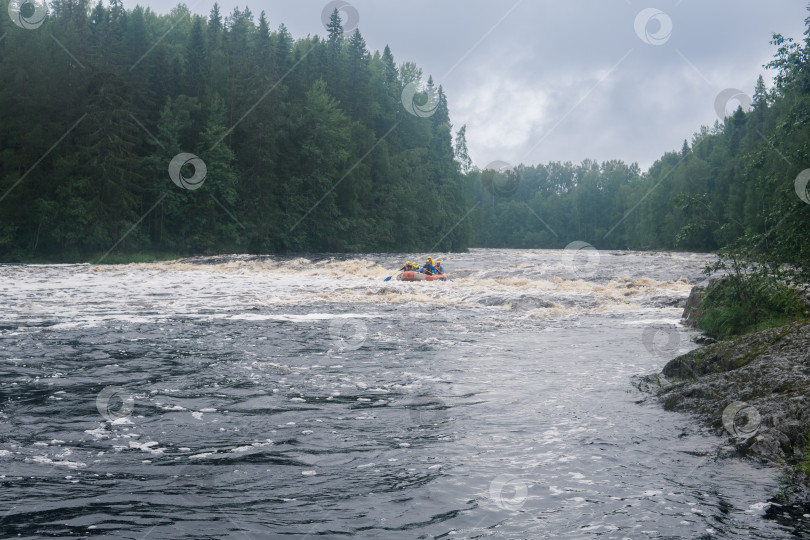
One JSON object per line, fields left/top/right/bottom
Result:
{"left": 436, "top": 261, "right": 441, "bottom": 266}
{"left": 427, "top": 257, "right": 433, "bottom": 262}
{"left": 406, "top": 261, "right": 410, "bottom": 265}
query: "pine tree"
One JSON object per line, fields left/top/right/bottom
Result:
{"left": 346, "top": 29, "right": 370, "bottom": 118}
{"left": 185, "top": 17, "right": 207, "bottom": 98}
{"left": 0, "top": 0, "right": 481, "bottom": 259}
{"left": 752, "top": 74, "right": 768, "bottom": 110}
{"left": 327, "top": 8, "right": 343, "bottom": 44}
{"left": 381, "top": 45, "right": 397, "bottom": 88}
{"left": 194, "top": 94, "right": 241, "bottom": 252}
{"left": 455, "top": 125, "right": 472, "bottom": 174}
{"left": 207, "top": 3, "right": 223, "bottom": 49}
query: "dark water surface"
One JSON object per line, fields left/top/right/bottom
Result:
{"left": 1, "top": 249, "right": 807, "bottom": 538}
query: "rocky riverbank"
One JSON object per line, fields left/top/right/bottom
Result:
{"left": 638, "top": 314, "right": 810, "bottom": 515}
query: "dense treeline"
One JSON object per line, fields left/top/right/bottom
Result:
{"left": 468, "top": 14, "right": 810, "bottom": 268}
{"left": 2, "top": 2, "right": 808, "bottom": 265}
{"left": 469, "top": 68, "right": 806, "bottom": 257}
{"left": 0, "top": 2, "right": 471, "bottom": 259}
{"left": 464, "top": 9, "right": 810, "bottom": 337}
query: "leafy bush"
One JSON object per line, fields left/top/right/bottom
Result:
{"left": 699, "top": 273, "right": 805, "bottom": 339}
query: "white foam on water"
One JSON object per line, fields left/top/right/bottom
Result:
{"left": 229, "top": 441, "right": 273, "bottom": 454}
{"left": 129, "top": 441, "right": 165, "bottom": 455}
{"left": 84, "top": 427, "right": 109, "bottom": 439}
{"left": 28, "top": 455, "right": 87, "bottom": 469}
{"left": 189, "top": 452, "right": 216, "bottom": 460}
{"left": 747, "top": 502, "right": 773, "bottom": 514}
{"left": 622, "top": 318, "right": 683, "bottom": 326}
{"left": 227, "top": 312, "right": 380, "bottom": 322}
{"left": 0, "top": 251, "right": 711, "bottom": 331}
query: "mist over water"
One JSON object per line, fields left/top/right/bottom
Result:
{"left": 1, "top": 249, "right": 805, "bottom": 538}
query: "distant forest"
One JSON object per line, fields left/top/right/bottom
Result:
{"left": 1, "top": 2, "right": 809, "bottom": 263}
{"left": 0, "top": 2, "right": 470, "bottom": 258}
{"left": 471, "top": 68, "right": 806, "bottom": 255}
{"left": 469, "top": 11, "right": 810, "bottom": 264}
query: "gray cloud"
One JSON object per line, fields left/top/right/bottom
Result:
{"left": 128, "top": 0, "right": 808, "bottom": 171}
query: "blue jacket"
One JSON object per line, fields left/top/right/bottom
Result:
{"left": 422, "top": 263, "right": 438, "bottom": 275}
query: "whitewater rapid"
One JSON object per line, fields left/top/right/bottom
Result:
{"left": 6, "top": 249, "right": 699, "bottom": 331}
{"left": 2, "top": 249, "right": 803, "bottom": 538}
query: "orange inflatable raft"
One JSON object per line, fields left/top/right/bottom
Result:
{"left": 397, "top": 271, "right": 448, "bottom": 282}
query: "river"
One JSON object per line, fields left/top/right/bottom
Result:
{"left": 1, "top": 249, "right": 805, "bottom": 538}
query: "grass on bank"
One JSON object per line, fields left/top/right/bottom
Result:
{"left": 698, "top": 274, "right": 807, "bottom": 339}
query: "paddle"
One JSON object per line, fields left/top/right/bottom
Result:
{"left": 384, "top": 263, "right": 424, "bottom": 281}
{"left": 384, "top": 265, "right": 407, "bottom": 281}
{"left": 383, "top": 260, "right": 438, "bottom": 281}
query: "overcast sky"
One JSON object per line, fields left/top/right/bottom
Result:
{"left": 131, "top": 0, "right": 807, "bottom": 172}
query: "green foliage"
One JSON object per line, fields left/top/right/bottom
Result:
{"left": 0, "top": 3, "right": 471, "bottom": 260}
{"left": 463, "top": 7, "right": 810, "bottom": 287}
{"left": 799, "top": 433, "right": 810, "bottom": 477}
{"left": 697, "top": 237, "right": 806, "bottom": 339}
{"left": 4, "top": 4, "right": 810, "bottom": 264}
{"left": 673, "top": 8, "right": 810, "bottom": 340}
{"left": 468, "top": 159, "right": 649, "bottom": 249}
{"left": 698, "top": 273, "right": 804, "bottom": 339}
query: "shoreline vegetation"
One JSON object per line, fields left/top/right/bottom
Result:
{"left": 3, "top": 0, "right": 809, "bottom": 527}
{"left": 639, "top": 282, "right": 810, "bottom": 517}
{"left": 0, "top": 7, "right": 808, "bottom": 263}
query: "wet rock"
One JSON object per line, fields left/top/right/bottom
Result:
{"left": 512, "top": 295, "right": 558, "bottom": 310}
{"left": 694, "top": 335, "right": 718, "bottom": 345}
{"left": 480, "top": 295, "right": 558, "bottom": 310}
{"left": 681, "top": 285, "right": 705, "bottom": 329}
{"left": 648, "top": 295, "right": 685, "bottom": 308}
{"left": 373, "top": 287, "right": 401, "bottom": 295}
{"left": 640, "top": 321, "right": 810, "bottom": 509}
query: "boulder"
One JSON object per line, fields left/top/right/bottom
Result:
{"left": 638, "top": 321, "right": 810, "bottom": 514}
{"left": 682, "top": 286, "right": 705, "bottom": 329}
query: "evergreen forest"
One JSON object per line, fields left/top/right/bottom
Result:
{"left": 1, "top": 1, "right": 809, "bottom": 272}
